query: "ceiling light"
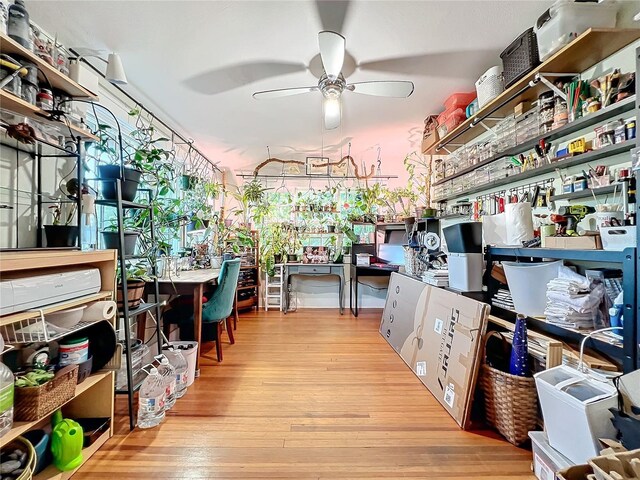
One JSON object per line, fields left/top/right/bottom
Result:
{"left": 324, "top": 97, "right": 340, "bottom": 117}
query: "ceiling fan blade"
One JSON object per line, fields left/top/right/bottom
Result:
{"left": 318, "top": 31, "right": 345, "bottom": 80}
{"left": 347, "top": 81, "right": 414, "bottom": 98}
{"left": 252, "top": 86, "right": 319, "bottom": 100}
{"left": 315, "top": 0, "right": 350, "bottom": 33}
{"left": 324, "top": 98, "right": 341, "bottom": 130}
{"left": 184, "top": 61, "right": 307, "bottom": 95}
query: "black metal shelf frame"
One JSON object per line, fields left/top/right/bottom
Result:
{"left": 484, "top": 246, "right": 637, "bottom": 372}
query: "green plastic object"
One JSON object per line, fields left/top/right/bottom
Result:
{"left": 50, "top": 410, "right": 84, "bottom": 471}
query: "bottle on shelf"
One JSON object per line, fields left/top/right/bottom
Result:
{"left": 137, "top": 366, "right": 166, "bottom": 429}
{"left": 163, "top": 347, "right": 188, "bottom": 399}
{"left": 0, "top": 361, "right": 14, "bottom": 437}
{"left": 7, "top": 0, "right": 30, "bottom": 49}
{"left": 81, "top": 193, "right": 97, "bottom": 251}
{"left": 156, "top": 356, "right": 176, "bottom": 410}
{"left": 509, "top": 314, "right": 529, "bottom": 376}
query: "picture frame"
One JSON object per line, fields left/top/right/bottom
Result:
{"left": 306, "top": 156, "right": 329, "bottom": 175}
{"left": 330, "top": 159, "right": 348, "bottom": 177}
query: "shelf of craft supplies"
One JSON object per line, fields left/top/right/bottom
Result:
{"left": 0, "top": 371, "right": 113, "bottom": 446}
{"left": 0, "top": 90, "right": 98, "bottom": 142}
{"left": 433, "top": 139, "right": 635, "bottom": 202}
{"left": 423, "top": 28, "right": 640, "bottom": 155}
{"left": 549, "top": 184, "right": 618, "bottom": 202}
{"left": 0, "top": 291, "right": 113, "bottom": 327}
{"left": 0, "top": 33, "right": 98, "bottom": 100}
{"left": 486, "top": 246, "right": 635, "bottom": 263}
{"left": 432, "top": 94, "right": 637, "bottom": 187}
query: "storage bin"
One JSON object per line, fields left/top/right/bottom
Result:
{"left": 600, "top": 226, "right": 636, "bottom": 251}
{"left": 437, "top": 108, "right": 467, "bottom": 138}
{"left": 443, "top": 222, "right": 482, "bottom": 253}
{"left": 502, "top": 261, "right": 562, "bottom": 317}
{"left": 535, "top": 0, "right": 618, "bottom": 62}
{"left": 534, "top": 365, "right": 618, "bottom": 464}
{"left": 115, "top": 342, "right": 149, "bottom": 390}
{"left": 529, "top": 431, "right": 575, "bottom": 480}
{"left": 443, "top": 92, "right": 476, "bottom": 111}
{"left": 516, "top": 110, "right": 539, "bottom": 145}
{"left": 501, "top": 28, "right": 540, "bottom": 88}
{"left": 476, "top": 66, "right": 504, "bottom": 108}
{"left": 447, "top": 252, "right": 483, "bottom": 292}
{"left": 14, "top": 365, "right": 79, "bottom": 421}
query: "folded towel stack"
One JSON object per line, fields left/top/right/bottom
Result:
{"left": 544, "top": 266, "right": 605, "bottom": 330}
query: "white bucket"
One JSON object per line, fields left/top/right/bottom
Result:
{"left": 168, "top": 341, "right": 198, "bottom": 386}
{"left": 502, "top": 261, "right": 562, "bottom": 317}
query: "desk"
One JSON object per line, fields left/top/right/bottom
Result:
{"left": 283, "top": 263, "right": 345, "bottom": 314}
{"left": 349, "top": 264, "right": 397, "bottom": 317}
{"left": 154, "top": 268, "right": 221, "bottom": 374}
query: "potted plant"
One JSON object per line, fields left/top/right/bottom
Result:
{"left": 101, "top": 219, "right": 141, "bottom": 256}
{"left": 404, "top": 152, "right": 434, "bottom": 218}
{"left": 285, "top": 225, "right": 302, "bottom": 263}
{"left": 44, "top": 202, "right": 78, "bottom": 247}
{"left": 180, "top": 172, "right": 199, "bottom": 190}
{"left": 117, "top": 263, "right": 151, "bottom": 310}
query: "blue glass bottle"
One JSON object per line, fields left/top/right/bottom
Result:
{"left": 510, "top": 313, "right": 529, "bottom": 376}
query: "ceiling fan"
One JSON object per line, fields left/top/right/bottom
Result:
{"left": 252, "top": 31, "right": 414, "bottom": 130}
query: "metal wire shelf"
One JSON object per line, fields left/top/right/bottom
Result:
{"left": 0, "top": 310, "right": 103, "bottom": 344}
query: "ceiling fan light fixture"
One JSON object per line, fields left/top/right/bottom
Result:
{"left": 324, "top": 97, "right": 341, "bottom": 130}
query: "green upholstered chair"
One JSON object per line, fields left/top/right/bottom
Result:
{"left": 202, "top": 258, "right": 241, "bottom": 361}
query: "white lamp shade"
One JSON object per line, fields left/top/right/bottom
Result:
{"left": 105, "top": 53, "right": 127, "bottom": 85}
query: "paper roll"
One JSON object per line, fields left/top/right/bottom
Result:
{"left": 82, "top": 301, "right": 117, "bottom": 322}
{"left": 505, "top": 203, "right": 534, "bottom": 245}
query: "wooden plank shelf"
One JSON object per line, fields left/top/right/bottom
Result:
{"left": 0, "top": 291, "right": 113, "bottom": 327}
{"left": 424, "top": 28, "right": 640, "bottom": 155}
{"left": 0, "top": 33, "right": 98, "bottom": 99}
{"left": 0, "top": 371, "right": 113, "bottom": 446}
{"left": 0, "top": 90, "right": 98, "bottom": 141}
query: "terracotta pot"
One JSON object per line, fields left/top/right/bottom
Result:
{"left": 116, "top": 281, "right": 146, "bottom": 311}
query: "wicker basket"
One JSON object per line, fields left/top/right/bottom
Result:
{"left": 14, "top": 365, "right": 79, "bottom": 421}
{"left": 3, "top": 436, "right": 36, "bottom": 479}
{"left": 479, "top": 332, "right": 538, "bottom": 446}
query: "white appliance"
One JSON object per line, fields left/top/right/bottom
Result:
{"left": 534, "top": 365, "right": 618, "bottom": 464}
{"left": 447, "top": 253, "right": 483, "bottom": 292}
{"left": 0, "top": 268, "right": 101, "bottom": 316}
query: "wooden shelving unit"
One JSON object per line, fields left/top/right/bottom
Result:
{"left": 234, "top": 231, "right": 260, "bottom": 311}
{"left": 423, "top": 28, "right": 640, "bottom": 155}
{"left": 0, "top": 33, "right": 98, "bottom": 99}
{"left": 0, "top": 250, "right": 117, "bottom": 470}
{"left": 0, "top": 90, "right": 98, "bottom": 141}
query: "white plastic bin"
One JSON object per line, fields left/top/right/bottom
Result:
{"left": 534, "top": 365, "right": 618, "bottom": 464}
{"left": 600, "top": 226, "right": 637, "bottom": 251}
{"left": 168, "top": 341, "right": 198, "bottom": 386}
{"left": 502, "top": 261, "right": 562, "bottom": 317}
{"left": 529, "top": 431, "right": 574, "bottom": 480}
{"left": 447, "top": 253, "right": 483, "bottom": 292}
{"left": 535, "top": 0, "right": 618, "bottom": 61}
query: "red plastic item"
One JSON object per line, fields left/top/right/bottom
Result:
{"left": 437, "top": 108, "right": 467, "bottom": 137}
{"left": 443, "top": 92, "right": 476, "bottom": 111}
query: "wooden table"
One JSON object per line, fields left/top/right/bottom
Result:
{"left": 154, "top": 268, "right": 221, "bottom": 374}
{"left": 283, "top": 263, "right": 345, "bottom": 314}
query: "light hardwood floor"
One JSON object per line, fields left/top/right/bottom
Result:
{"left": 76, "top": 309, "right": 535, "bottom": 479}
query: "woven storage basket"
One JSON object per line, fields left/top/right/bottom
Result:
{"left": 480, "top": 332, "right": 537, "bottom": 446}
{"left": 14, "top": 364, "right": 78, "bottom": 421}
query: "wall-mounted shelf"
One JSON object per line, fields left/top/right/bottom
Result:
{"left": 0, "top": 33, "right": 98, "bottom": 99}
{"left": 0, "top": 90, "right": 98, "bottom": 141}
{"left": 237, "top": 173, "right": 398, "bottom": 180}
{"left": 423, "top": 28, "right": 640, "bottom": 155}
{"left": 433, "top": 140, "right": 635, "bottom": 202}
{"left": 432, "top": 95, "right": 637, "bottom": 187}
{"left": 549, "top": 185, "right": 618, "bottom": 202}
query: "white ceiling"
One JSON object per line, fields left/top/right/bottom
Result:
{"left": 31, "top": 0, "right": 553, "bottom": 174}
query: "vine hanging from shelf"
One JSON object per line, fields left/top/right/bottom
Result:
{"left": 252, "top": 154, "right": 375, "bottom": 179}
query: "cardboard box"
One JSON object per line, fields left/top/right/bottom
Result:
{"left": 380, "top": 273, "right": 490, "bottom": 428}
{"left": 557, "top": 465, "right": 593, "bottom": 480}
{"left": 543, "top": 235, "right": 602, "bottom": 250}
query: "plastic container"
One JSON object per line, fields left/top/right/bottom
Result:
{"left": 502, "top": 261, "right": 562, "bottom": 317}
{"left": 157, "top": 356, "right": 176, "bottom": 410}
{"left": 500, "top": 27, "right": 540, "bottom": 88}
{"left": 46, "top": 305, "right": 87, "bottom": 330}
{"left": 534, "top": 365, "right": 618, "bottom": 464}
{"left": 162, "top": 346, "right": 189, "bottom": 398}
{"left": 529, "top": 431, "right": 574, "bottom": 480}
{"left": 600, "top": 226, "right": 637, "bottom": 251}
{"left": 535, "top": 0, "right": 618, "bottom": 62}
{"left": 115, "top": 342, "right": 149, "bottom": 390}
{"left": 447, "top": 253, "right": 483, "bottom": 292}
{"left": 443, "top": 92, "right": 476, "bottom": 111}
{"left": 0, "top": 361, "right": 14, "bottom": 438}
{"left": 443, "top": 222, "right": 482, "bottom": 253}
{"left": 437, "top": 108, "right": 466, "bottom": 138}
{"left": 58, "top": 337, "right": 89, "bottom": 366}
{"left": 476, "top": 65, "right": 504, "bottom": 108}
{"left": 137, "top": 366, "right": 166, "bottom": 429}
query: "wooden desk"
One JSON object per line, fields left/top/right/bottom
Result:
{"left": 155, "top": 268, "right": 220, "bottom": 374}
{"left": 349, "top": 264, "right": 397, "bottom": 317}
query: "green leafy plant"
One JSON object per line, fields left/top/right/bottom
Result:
{"left": 48, "top": 202, "right": 76, "bottom": 226}
{"left": 404, "top": 152, "right": 432, "bottom": 207}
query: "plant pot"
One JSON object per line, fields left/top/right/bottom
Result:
{"left": 415, "top": 206, "right": 425, "bottom": 218}
{"left": 423, "top": 208, "right": 437, "bottom": 218}
{"left": 186, "top": 219, "right": 210, "bottom": 232}
{"left": 44, "top": 225, "right": 78, "bottom": 248}
{"left": 98, "top": 165, "right": 142, "bottom": 202}
{"left": 273, "top": 254, "right": 283, "bottom": 264}
{"left": 211, "top": 256, "right": 223, "bottom": 268}
{"left": 287, "top": 254, "right": 298, "bottom": 263}
{"left": 224, "top": 219, "right": 233, "bottom": 227}
{"left": 376, "top": 215, "right": 385, "bottom": 223}
{"left": 116, "top": 280, "right": 146, "bottom": 310}
{"left": 180, "top": 174, "right": 198, "bottom": 190}
{"left": 327, "top": 225, "right": 335, "bottom": 233}
{"left": 102, "top": 230, "right": 139, "bottom": 256}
